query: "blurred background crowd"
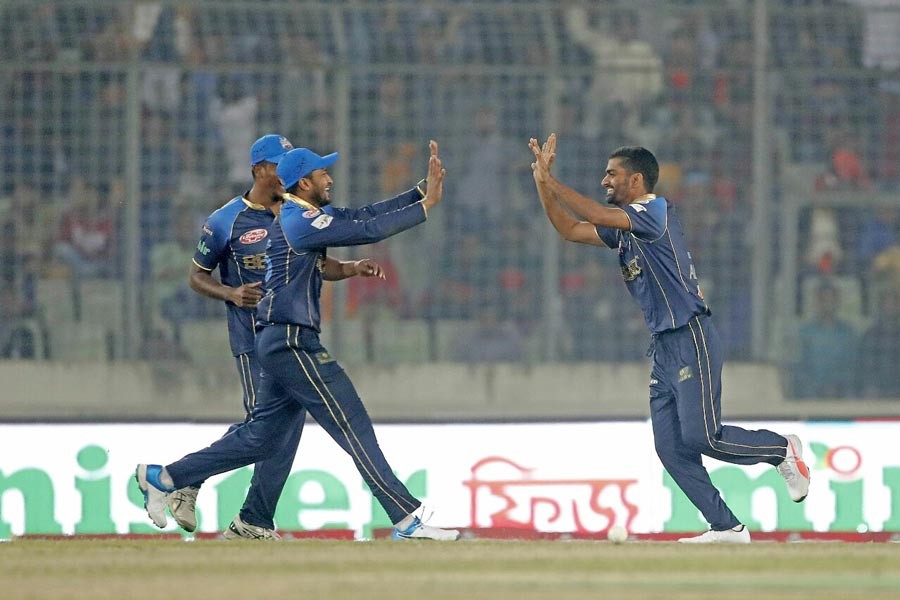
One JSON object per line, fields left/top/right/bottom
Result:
{"left": 1, "top": 0, "right": 898, "bottom": 401}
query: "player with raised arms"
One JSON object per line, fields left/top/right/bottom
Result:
{"left": 529, "top": 134, "right": 810, "bottom": 543}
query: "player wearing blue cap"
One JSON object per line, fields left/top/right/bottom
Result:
{"left": 160, "top": 134, "right": 307, "bottom": 539}
{"left": 529, "top": 134, "right": 810, "bottom": 543}
{"left": 137, "top": 141, "right": 459, "bottom": 541}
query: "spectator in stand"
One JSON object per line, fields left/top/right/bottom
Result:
{"left": 793, "top": 281, "right": 858, "bottom": 398}
{"left": 455, "top": 107, "right": 521, "bottom": 231}
{"left": 0, "top": 181, "right": 50, "bottom": 358}
{"left": 54, "top": 177, "right": 118, "bottom": 320}
{"left": 858, "top": 286, "right": 900, "bottom": 397}
{"left": 431, "top": 232, "right": 485, "bottom": 319}
{"left": 871, "top": 244, "right": 900, "bottom": 293}
{"left": 564, "top": 7, "right": 662, "bottom": 136}
{"left": 816, "top": 130, "right": 872, "bottom": 191}
{"left": 857, "top": 207, "right": 898, "bottom": 271}
{"left": 451, "top": 305, "right": 524, "bottom": 364}
{"left": 560, "top": 256, "right": 616, "bottom": 360}
{"left": 151, "top": 209, "right": 207, "bottom": 343}
{"left": 804, "top": 207, "right": 843, "bottom": 275}
{"left": 213, "top": 76, "right": 260, "bottom": 192}
{"left": 346, "top": 242, "right": 405, "bottom": 320}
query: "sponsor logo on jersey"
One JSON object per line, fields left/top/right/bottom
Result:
{"left": 197, "top": 240, "right": 211, "bottom": 255}
{"left": 678, "top": 366, "right": 693, "bottom": 382}
{"left": 303, "top": 209, "right": 321, "bottom": 218}
{"left": 239, "top": 228, "right": 268, "bottom": 244}
{"left": 202, "top": 225, "right": 213, "bottom": 236}
{"left": 241, "top": 253, "right": 267, "bottom": 271}
{"left": 311, "top": 214, "right": 333, "bottom": 229}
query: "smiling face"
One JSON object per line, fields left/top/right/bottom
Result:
{"left": 601, "top": 158, "right": 646, "bottom": 207}
{"left": 302, "top": 168, "right": 333, "bottom": 207}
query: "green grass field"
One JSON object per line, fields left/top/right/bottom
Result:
{"left": 2, "top": 539, "right": 899, "bottom": 599}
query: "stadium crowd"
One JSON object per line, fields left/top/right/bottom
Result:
{"left": 0, "top": 0, "right": 898, "bottom": 398}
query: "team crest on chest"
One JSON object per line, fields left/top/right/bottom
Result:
{"left": 239, "top": 228, "right": 268, "bottom": 244}
{"left": 622, "top": 257, "right": 642, "bottom": 281}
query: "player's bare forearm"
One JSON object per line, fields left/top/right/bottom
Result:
{"left": 547, "top": 176, "right": 630, "bottom": 230}
{"left": 536, "top": 179, "right": 573, "bottom": 236}
{"left": 190, "top": 264, "right": 263, "bottom": 307}
{"left": 189, "top": 266, "right": 233, "bottom": 302}
{"left": 322, "top": 257, "right": 354, "bottom": 281}
{"left": 322, "top": 257, "right": 386, "bottom": 281}
{"left": 535, "top": 179, "right": 605, "bottom": 246}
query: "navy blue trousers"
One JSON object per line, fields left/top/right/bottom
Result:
{"left": 169, "top": 351, "right": 305, "bottom": 530}
{"left": 649, "top": 313, "right": 787, "bottom": 530}
{"left": 168, "top": 324, "right": 420, "bottom": 525}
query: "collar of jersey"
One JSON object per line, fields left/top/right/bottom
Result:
{"left": 631, "top": 193, "right": 657, "bottom": 203}
{"left": 241, "top": 197, "right": 268, "bottom": 211}
{"left": 282, "top": 193, "right": 319, "bottom": 211}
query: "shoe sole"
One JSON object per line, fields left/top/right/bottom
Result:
{"left": 786, "top": 436, "right": 810, "bottom": 503}
{"left": 392, "top": 532, "right": 461, "bottom": 541}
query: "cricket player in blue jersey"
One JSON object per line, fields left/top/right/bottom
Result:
{"left": 160, "top": 134, "right": 307, "bottom": 539}
{"left": 529, "top": 134, "right": 810, "bottom": 543}
{"left": 137, "top": 140, "right": 459, "bottom": 541}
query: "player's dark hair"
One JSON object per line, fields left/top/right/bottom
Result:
{"left": 609, "top": 146, "right": 659, "bottom": 192}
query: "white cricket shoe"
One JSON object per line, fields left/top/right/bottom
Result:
{"left": 222, "top": 515, "right": 281, "bottom": 540}
{"left": 168, "top": 487, "right": 199, "bottom": 532}
{"left": 776, "top": 434, "right": 811, "bottom": 502}
{"left": 678, "top": 525, "right": 751, "bottom": 544}
{"left": 135, "top": 464, "right": 170, "bottom": 529}
{"left": 391, "top": 517, "right": 460, "bottom": 541}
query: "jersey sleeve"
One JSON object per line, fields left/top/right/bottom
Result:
{"left": 192, "top": 220, "right": 228, "bottom": 271}
{"left": 625, "top": 197, "right": 667, "bottom": 240}
{"left": 284, "top": 201, "right": 427, "bottom": 250}
{"left": 331, "top": 188, "right": 424, "bottom": 221}
{"left": 595, "top": 226, "right": 618, "bottom": 249}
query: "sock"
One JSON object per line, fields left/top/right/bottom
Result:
{"left": 159, "top": 467, "right": 175, "bottom": 490}
{"left": 395, "top": 512, "right": 417, "bottom": 531}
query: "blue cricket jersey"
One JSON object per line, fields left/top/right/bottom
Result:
{"left": 596, "top": 196, "right": 709, "bottom": 334}
{"left": 192, "top": 196, "right": 276, "bottom": 356}
{"left": 257, "top": 188, "right": 426, "bottom": 331}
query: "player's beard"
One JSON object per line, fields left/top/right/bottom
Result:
{"left": 605, "top": 187, "right": 619, "bottom": 205}
{"left": 312, "top": 186, "right": 331, "bottom": 207}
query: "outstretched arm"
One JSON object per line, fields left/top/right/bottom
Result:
{"left": 330, "top": 140, "right": 445, "bottom": 221}
{"left": 529, "top": 137, "right": 605, "bottom": 247}
{"left": 321, "top": 256, "right": 386, "bottom": 282}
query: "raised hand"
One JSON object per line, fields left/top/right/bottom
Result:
{"left": 529, "top": 133, "right": 556, "bottom": 184}
{"left": 422, "top": 140, "right": 447, "bottom": 211}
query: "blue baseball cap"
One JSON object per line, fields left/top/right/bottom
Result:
{"left": 250, "top": 134, "right": 294, "bottom": 165}
{"left": 277, "top": 148, "right": 339, "bottom": 190}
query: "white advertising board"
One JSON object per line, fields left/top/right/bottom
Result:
{"left": 0, "top": 421, "right": 897, "bottom": 537}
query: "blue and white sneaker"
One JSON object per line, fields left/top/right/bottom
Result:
{"left": 391, "top": 517, "right": 460, "bottom": 541}
{"left": 135, "top": 464, "right": 173, "bottom": 529}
